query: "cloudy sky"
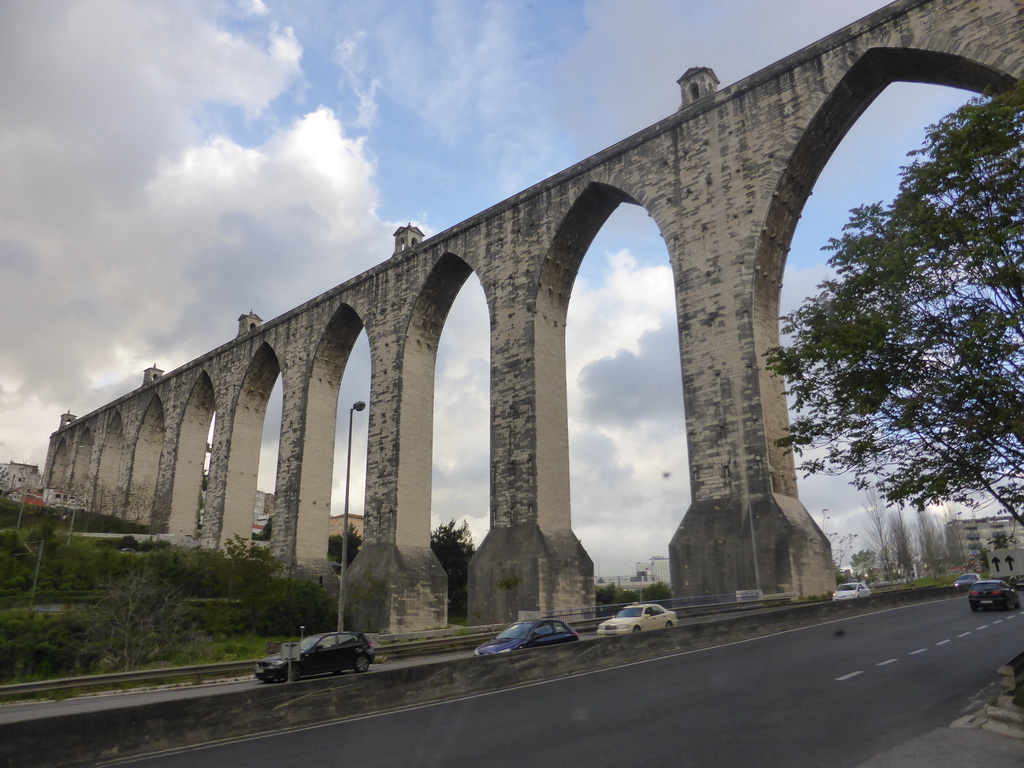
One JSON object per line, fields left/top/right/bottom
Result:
{"left": 1, "top": 1, "right": 978, "bottom": 578}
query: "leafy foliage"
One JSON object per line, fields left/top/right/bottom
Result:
{"left": 0, "top": 531, "right": 334, "bottom": 680}
{"left": 430, "top": 519, "right": 475, "bottom": 618}
{"left": 327, "top": 526, "right": 362, "bottom": 565}
{"left": 767, "top": 81, "right": 1024, "bottom": 525}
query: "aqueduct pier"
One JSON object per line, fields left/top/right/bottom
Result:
{"left": 44, "top": 0, "right": 1024, "bottom": 631}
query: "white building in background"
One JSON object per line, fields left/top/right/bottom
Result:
{"left": 632, "top": 555, "right": 672, "bottom": 584}
{"left": 0, "top": 461, "right": 42, "bottom": 492}
{"left": 955, "top": 514, "right": 1021, "bottom": 555}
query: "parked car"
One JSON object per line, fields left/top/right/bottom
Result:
{"left": 952, "top": 573, "right": 980, "bottom": 589}
{"left": 474, "top": 619, "right": 579, "bottom": 656}
{"left": 967, "top": 579, "right": 1021, "bottom": 612}
{"left": 255, "top": 631, "right": 375, "bottom": 682}
{"left": 596, "top": 603, "right": 677, "bottom": 635}
{"left": 832, "top": 582, "right": 872, "bottom": 601}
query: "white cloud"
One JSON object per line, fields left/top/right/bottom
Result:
{"left": 0, "top": 1, "right": 387, "bottom": 470}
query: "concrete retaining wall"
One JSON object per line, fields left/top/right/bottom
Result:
{"left": 1, "top": 589, "right": 960, "bottom": 767}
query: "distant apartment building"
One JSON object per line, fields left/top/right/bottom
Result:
{"left": 328, "top": 512, "right": 365, "bottom": 539}
{"left": 0, "top": 461, "right": 42, "bottom": 492}
{"left": 956, "top": 514, "right": 1021, "bottom": 555}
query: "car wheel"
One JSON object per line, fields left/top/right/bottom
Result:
{"left": 970, "top": 604, "right": 979, "bottom": 612}
{"left": 288, "top": 665, "right": 302, "bottom": 682}
{"left": 353, "top": 653, "right": 371, "bottom": 673}
{"left": 632, "top": 626, "right": 641, "bottom": 633}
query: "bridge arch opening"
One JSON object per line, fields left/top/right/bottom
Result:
{"left": 562, "top": 197, "right": 686, "bottom": 585}
{"left": 254, "top": 375, "right": 282, "bottom": 542}
{"left": 399, "top": 251, "right": 478, "bottom": 553}
{"left": 49, "top": 436, "right": 70, "bottom": 491}
{"left": 302, "top": 302, "right": 369, "bottom": 566}
{"left": 761, "top": 49, "right": 1017, "bottom": 555}
{"left": 70, "top": 426, "right": 93, "bottom": 498}
{"left": 216, "top": 341, "right": 279, "bottom": 545}
{"left": 432, "top": 258, "right": 489, "bottom": 619}
{"left": 127, "top": 393, "right": 166, "bottom": 531}
{"left": 95, "top": 410, "right": 124, "bottom": 517}
{"left": 169, "top": 370, "right": 216, "bottom": 538}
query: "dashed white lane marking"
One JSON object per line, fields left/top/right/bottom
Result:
{"left": 835, "top": 610, "right": 1016, "bottom": 685}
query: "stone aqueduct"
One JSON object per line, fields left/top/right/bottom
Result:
{"left": 44, "top": 0, "right": 1024, "bottom": 632}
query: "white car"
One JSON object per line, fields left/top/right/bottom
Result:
{"left": 832, "top": 582, "right": 871, "bottom": 601}
{"left": 597, "top": 603, "right": 677, "bottom": 635}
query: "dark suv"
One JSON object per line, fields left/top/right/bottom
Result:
{"left": 967, "top": 579, "right": 1021, "bottom": 612}
{"left": 255, "top": 631, "right": 375, "bottom": 682}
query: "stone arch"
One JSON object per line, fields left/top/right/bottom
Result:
{"left": 127, "top": 394, "right": 166, "bottom": 528}
{"left": 280, "top": 302, "right": 366, "bottom": 566}
{"left": 396, "top": 252, "right": 476, "bottom": 546}
{"left": 168, "top": 370, "right": 216, "bottom": 537}
{"left": 70, "top": 426, "right": 93, "bottom": 494}
{"left": 49, "top": 436, "right": 71, "bottom": 490}
{"left": 95, "top": 411, "right": 124, "bottom": 516}
{"left": 536, "top": 182, "right": 642, "bottom": 313}
{"left": 753, "top": 48, "right": 1020, "bottom": 496}
{"left": 219, "top": 342, "right": 281, "bottom": 545}
{"left": 349, "top": 252, "right": 475, "bottom": 632}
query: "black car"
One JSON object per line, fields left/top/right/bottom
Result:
{"left": 967, "top": 579, "right": 1021, "bottom": 612}
{"left": 255, "top": 631, "right": 375, "bottom": 682}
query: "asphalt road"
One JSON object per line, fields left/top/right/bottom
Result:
{"left": 98, "top": 598, "right": 1022, "bottom": 768}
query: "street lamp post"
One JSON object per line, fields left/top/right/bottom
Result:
{"left": 337, "top": 400, "right": 366, "bottom": 632}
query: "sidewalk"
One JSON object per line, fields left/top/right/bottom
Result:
{"left": 856, "top": 696, "right": 1024, "bottom": 767}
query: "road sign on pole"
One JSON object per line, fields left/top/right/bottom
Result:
{"left": 988, "top": 549, "right": 1023, "bottom": 580}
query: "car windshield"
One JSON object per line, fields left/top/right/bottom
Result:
{"left": 299, "top": 635, "right": 324, "bottom": 652}
{"left": 495, "top": 622, "right": 533, "bottom": 640}
{"left": 616, "top": 607, "right": 643, "bottom": 617}
{"left": 837, "top": 585, "right": 858, "bottom": 591}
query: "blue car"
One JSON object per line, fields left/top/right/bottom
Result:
{"left": 474, "top": 619, "right": 580, "bottom": 656}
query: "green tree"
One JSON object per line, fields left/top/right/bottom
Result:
{"left": 430, "top": 519, "right": 475, "bottom": 618}
{"left": 767, "top": 81, "right": 1024, "bottom": 526}
{"left": 640, "top": 581, "right": 671, "bottom": 601}
{"left": 218, "top": 535, "right": 285, "bottom": 634}
{"left": 327, "top": 526, "right": 362, "bottom": 565}
{"left": 594, "top": 583, "right": 617, "bottom": 605}
{"left": 850, "top": 550, "right": 878, "bottom": 582}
